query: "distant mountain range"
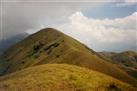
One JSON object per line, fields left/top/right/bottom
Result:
{"left": 0, "top": 33, "right": 29, "bottom": 54}
{"left": 99, "top": 51, "right": 137, "bottom": 79}
{"left": 0, "top": 28, "right": 136, "bottom": 91}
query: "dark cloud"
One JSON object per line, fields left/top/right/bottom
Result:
{"left": 0, "top": 1, "right": 103, "bottom": 40}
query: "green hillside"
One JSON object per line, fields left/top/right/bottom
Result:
{"left": 0, "top": 64, "right": 136, "bottom": 91}
{"left": 0, "top": 28, "right": 137, "bottom": 85}
{"left": 99, "top": 51, "right": 137, "bottom": 79}
{"left": 111, "top": 51, "right": 137, "bottom": 68}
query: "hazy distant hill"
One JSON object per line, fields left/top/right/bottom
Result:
{"left": 0, "top": 64, "right": 136, "bottom": 91}
{"left": 0, "top": 33, "right": 28, "bottom": 54}
{"left": 99, "top": 51, "right": 137, "bottom": 79}
{"left": 0, "top": 28, "right": 137, "bottom": 86}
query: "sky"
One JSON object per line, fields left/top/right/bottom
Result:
{"left": 0, "top": 0, "right": 137, "bottom": 52}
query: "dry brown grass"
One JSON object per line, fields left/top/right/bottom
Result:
{"left": 0, "top": 64, "right": 136, "bottom": 91}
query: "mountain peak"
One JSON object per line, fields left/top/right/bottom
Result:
{"left": 0, "top": 28, "right": 137, "bottom": 85}
{"left": 37, "top": 28, "right": 62, "bottom": 34}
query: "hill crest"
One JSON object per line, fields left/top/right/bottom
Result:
{"left": 0, "top": 64, "right": 136, "bottom": 91}
{"left": 0, "top": 28, "right": 137, "bottom": 85}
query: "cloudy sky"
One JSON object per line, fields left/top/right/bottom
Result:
{"left": 0, "top": 0, "right": 137, "bottom": 52}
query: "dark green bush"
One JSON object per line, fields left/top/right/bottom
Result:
{"left": 29, "top": 42, "right": 44, "bottom": 57}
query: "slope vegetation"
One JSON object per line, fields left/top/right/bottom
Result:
{"left": 0, "top": 28, "right": 137, "bottom": 85}
{"left": 99, "top": 51, "right": 137, "bottom": 79}
{"left": 0, "top": 64, "right": 136, "bottom": 91}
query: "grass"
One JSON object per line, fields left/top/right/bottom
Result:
{"left": 0, "top": 28, "right": 137, "bottom": 86}
{"left": 0, "top": 64, "right": 136, "bottom": 91}
{"left": 99, "top": 51, "right": 137, "bottom": 80}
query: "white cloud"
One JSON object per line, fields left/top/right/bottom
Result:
{"left": 112, "top": 0, "right": 137, "bottom": 7}
{"left": 55, "top": 11, "right": 137, "bottom": 51}
{"left": 2, "top": 1, "right": 136, "bottom": 52}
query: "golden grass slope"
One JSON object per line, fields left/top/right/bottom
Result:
{"left": 0, "top": 28, "right": 137, "bottom": 85}
{"left": 0, "top": 64, "right": 136, "bottom": 91}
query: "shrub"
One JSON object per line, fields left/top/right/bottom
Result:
{"left": 34, "top": 54, "right": 40, "bottom": 58}
{"left": 53, "top": 43, "right": 59, "bottom": 47}
{"left": 21, "top": 61, "right": 25, "bottom": 64}
{"left": 56, "top": 55, "right": 60, "bottom": 58}
{"left": 29, "top": 42, "right": 44, "bottom": 56}
{"left": 107, "top": 83, "right": 121, "bottom": 91}
{"left": 44, "top": 42, "right": 60, "bottom": 55}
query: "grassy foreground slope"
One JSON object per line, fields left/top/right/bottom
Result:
{"left": 0, "top": 28, "right": 137, "bottom": 85}
{"left": 0, "top": 64, "right": 136, "bottom": 91}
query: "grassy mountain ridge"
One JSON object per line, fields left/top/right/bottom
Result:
{"left": 99, "top": 51, "right": 137, "bottom": 79}
{"left": 0, "top": 64, "right": 136, "bottom": 91}
{"left": 0, "top": 28, "right": 137, "bottom": 85}
{"left": 112, "top": 51, "right": 137, "bottom": 67}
